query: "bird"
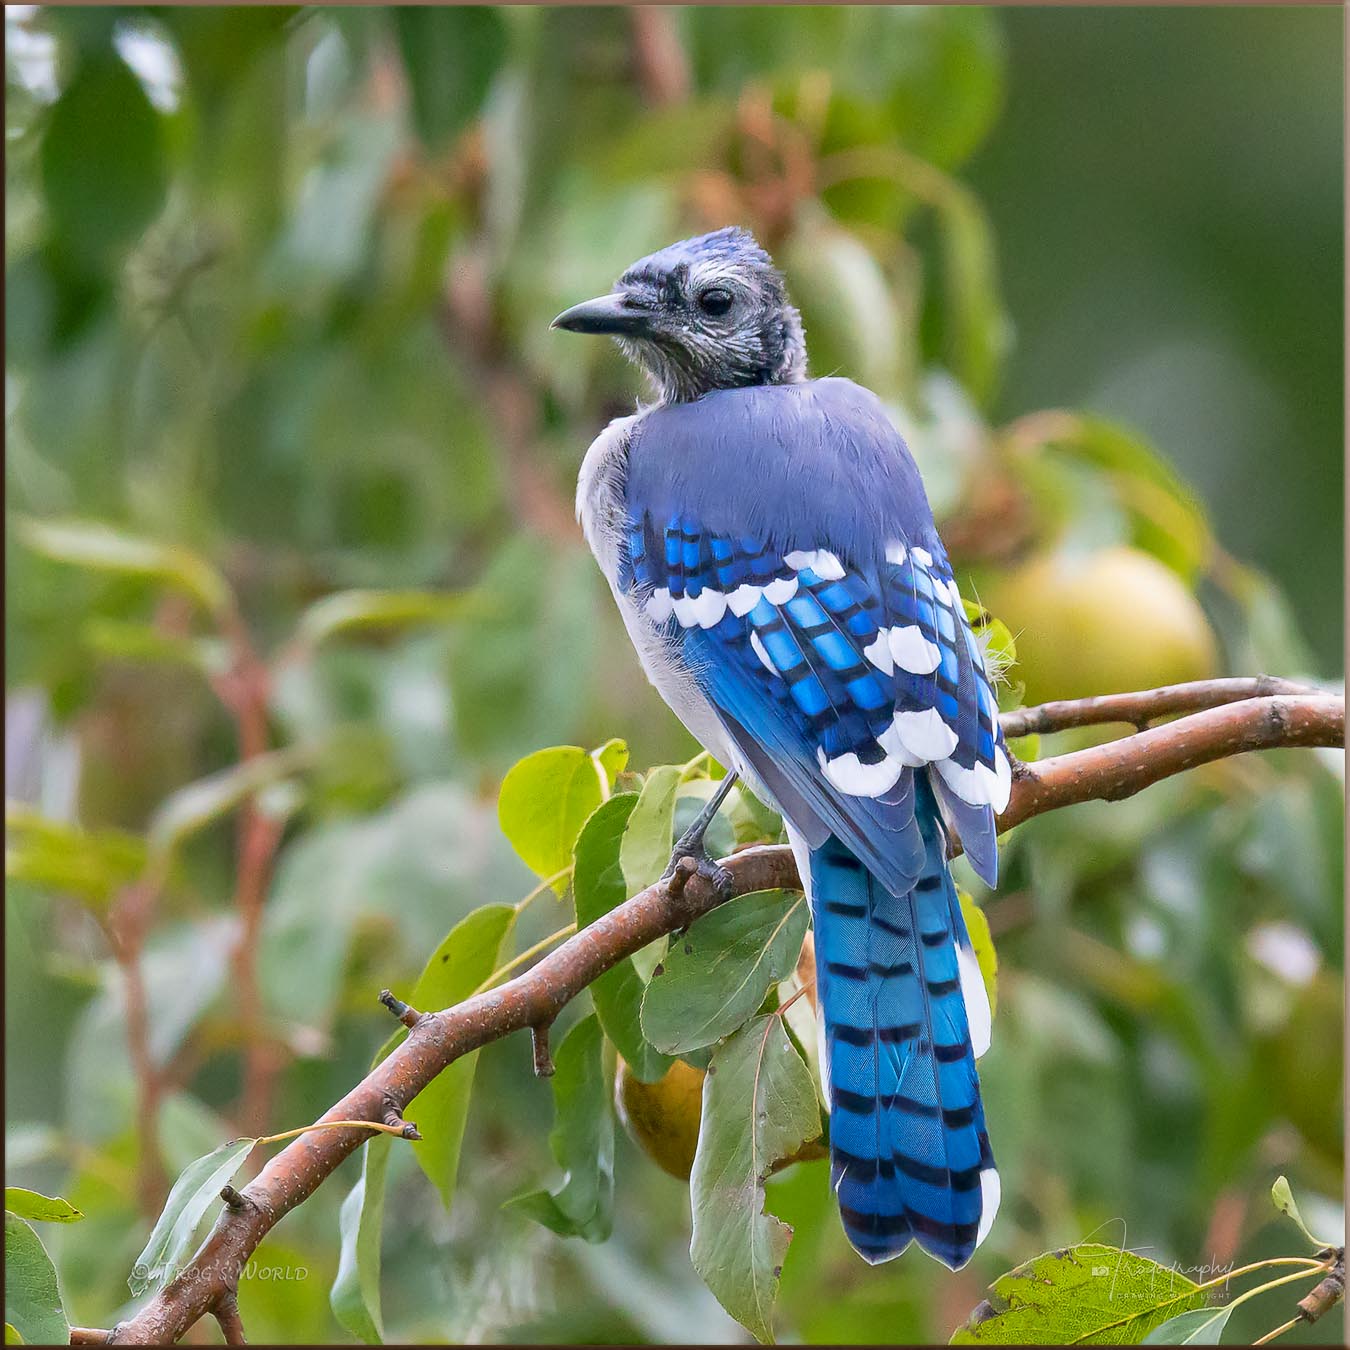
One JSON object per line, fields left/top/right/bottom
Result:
{"left": 554, "top": 226, "right": 1009, "bottom": 1269}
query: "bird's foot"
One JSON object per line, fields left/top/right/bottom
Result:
{"left": 661, "top": 830, "right": 734, "bottom": 904}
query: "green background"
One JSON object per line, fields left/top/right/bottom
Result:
{"left": 5, "top": 6, "right": 1343, "bottom": 1344}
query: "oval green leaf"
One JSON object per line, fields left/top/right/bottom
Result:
{"left": 4, "top": 1215, "right": 67, "bottom": 1346}
{"left": 1141, "top": 1306, "right": 1232, "bottom": 1345}
{"left": 506, "top": 1013, "right": 614, "bottom": 1242}
{"left": 498, "top": 745, "right": 609, "bottom": 892}
{"left": 404, "top": 903, "right": 517, "bottom": 1208}
{"left": 642, "top": 890, "right": 808, "bottom": 1056}
{"left": 3, "top": 1190, "right": 82, "bottom": 1225}
{"left": 690, "top": 1015, "right": 822, "bottom": 1344}
{"left": 330, "top": 1136, "right": 392, "bottom": 1345}
{"left": 950, "top": 1244, "right": 1208, "bottom": 1345}
{"left": 129, "top": 1137, "right": 257, "bottom": 1296}
{"left": 17, "top": 517, "right": 230, "bottom": 618}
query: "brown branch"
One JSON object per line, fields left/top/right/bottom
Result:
{"left": 210, "top": 1289, "right": 246, "bottom": 1346}
{"left": 106, "top": 879, "right": 167, "bottom": 1214}
{"left": 993, "top": 694, "right": 1342, "bottom": 837}
{"left": 999, "top": 675, "right": 1320, "bottom": 738}
{"left": 630, "top": 8, "right": 690, "bottom": 107}
{"left": 106, "top": 682, "right": 1343, "bottom": 1344}
{"left": 211, "top": 608, "right": 286, "bottom": 1144}
{"left": 69, "top": 1329, "right": 112, "bottom": 1346}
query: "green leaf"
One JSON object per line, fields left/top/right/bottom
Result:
{"left": 1141, "top": 1306, "right": 1232, "bottom": 1345}
{"left": 950, "top": 1244, "right": 1208, "bottom": 1345}
{"left": 5, "top": 1324, "right": 22, "bottom": 1344}
{"left": 5, "top": 803, "right": 147, "bottom": 910}
{"left": 330, "top": 1136, "right": 392, "bottom": 1344}
{"left": 129, "top": 1137, "right": 257, "bottom": 1296}
{"left": 573, "top": 794, "right": 672, "bottom": 1083}
{"left": 783, "top": 209, "right": 911, "bottom": 401}
{"left": 296, "top": 588, "right": 482, "bottom": 650}
{"left": 147, "top": 747, "right": 311, "bottom": 866}
{"left": 83, "top": 619, "right": 230, "bottom": 677}
{"left": 591, "top": 738, "right": 630, "bottom": 789}
{"left": 498, "top": 745, "right": 609, "bottom": 892}
{"left": 39, "top": 53, "right": 167, "bottom": 272}
{"left": 690, "top": 1015, "right": 822, "bottom": 1344}
{"left": 642, "top": 891, "right": 809, "bottom": 1056}
{"left": 403, "top": 904, "right": 517, "bottom": 1208}
{"left": 506, "top": 1013, "right": 614, "bottom": 1242}
{"left": 1032, "top": 416, "right": 1213, "bottom": 583}
{"left": 4, "top": 1215, "right": 67, "bottom": 1347}
{"left": 393, "top": 8, "right": 507, "bottom": 149}
{"left": 620, "top": 765, "right": 681, "bottom": 897}
{"left": 3, "top": 1190, "right": 82, "bottom": 1224}
{"left": 932, "top": 180, "right": 1012, "bottom": 408}
{"left": 958, "top": 891, "right": 998, "bottom": 1018}
{"left": 17, "top": 518, "right": 230, "bottom": 618}
{"left": 1271, "top": 1175, "right": 1327, "bottom": 1249}
{"left": 620, "top": 764, "right": 682, "bottom": 982}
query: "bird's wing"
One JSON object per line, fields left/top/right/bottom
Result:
{"left": 621, "top": 515, "right": 1011, "bottom": 893}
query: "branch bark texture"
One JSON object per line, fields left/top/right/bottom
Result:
{"left": 107, "top": 683, "right": 1343, "bottom": 1344}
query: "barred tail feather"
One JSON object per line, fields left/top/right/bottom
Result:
{"left": 804, "top": 775, "right": 999, "bottom": 1268}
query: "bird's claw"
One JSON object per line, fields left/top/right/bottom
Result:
{"left": 662, "top": 841, "right": 734, "bottom": 904}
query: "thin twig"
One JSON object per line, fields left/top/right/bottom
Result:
{"left": 105, "top": 680, "right": 1345, "bottom": 1345}
{"left": 998, "top": 676, "right": 1320, "bottom": 739}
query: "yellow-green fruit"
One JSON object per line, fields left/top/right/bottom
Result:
{"left": 987, "top": 546, "right": 1217, "bottom": 705}
{"left": 615, "top": 1055, "right": 706, "bottom": 1180}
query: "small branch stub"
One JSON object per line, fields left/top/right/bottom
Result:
{"left": 219, "top": 1184, "right": 250, "bottom": 1213}
{"left": 378, "top": 988, "right": 423, "bottom": 1029}
{"left": 531, "top": 1022, "right": 556, "bottom": 1078}
{"left": 380, "top": 1090, "right": 422, "bottom": 1141}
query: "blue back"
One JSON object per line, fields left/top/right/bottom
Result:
{"left": 618, "top": 377, "right": 1006, "bottom": 1265}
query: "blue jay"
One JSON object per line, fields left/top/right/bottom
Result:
{"left": 554, "top": 227, "right": 1009, "bottom": 1268}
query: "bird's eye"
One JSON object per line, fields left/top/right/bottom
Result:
{"left": 697, "top": 287, "right": 734, "bottom": 316}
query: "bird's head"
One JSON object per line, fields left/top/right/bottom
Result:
{"left": 551, "top": 226, "right": 806, "bottom": 404}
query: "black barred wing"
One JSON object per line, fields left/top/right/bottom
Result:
{"left": 623, "top": 512, "right": 1011, "bottom": 884}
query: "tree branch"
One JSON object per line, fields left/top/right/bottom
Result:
{"left": 106, "top": 682, "right": 1343, "bottom": 1344}
{"left": 998, "top": 675, "right": 1320, "bottom": 738}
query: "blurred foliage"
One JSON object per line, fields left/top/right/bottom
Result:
{"left": 4, "top": 5, "right": 1342, "bottom": 1345}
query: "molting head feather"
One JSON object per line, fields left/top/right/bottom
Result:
{"left": 552, "top": 227, "right": 807, "bottom": 404}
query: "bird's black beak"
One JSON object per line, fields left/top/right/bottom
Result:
{"left": 550, "top": 291, "right": 653, "bottom": 336}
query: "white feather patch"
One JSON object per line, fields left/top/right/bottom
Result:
{"left": 749, "top": 630, "right": 776, "bottom": 675}
{"left": 812, "top": 549, "right": 846, "bottom": 580}
{"left": 956, "top": 943, "right": 992, "bottom": 1059}
{"left": 671, "top": 594, "right": 699, "bottom": 628}
{"left": 991, "top": 747, "right": 1013, "bottom": 814}
{"left": 784, "top": 550, "right": 816, "bottom": 571}
{"left": 727, "top": 583, "right": 761, "bottom": 617}
{"left": 887, "top": 708, "right": 959, "bottom": 763}
{"left": 889, "top": 625, "right": 943, "bottom": 674}
{"left": 935, "top": 757, "right": 1000, "bottom": 806}
{"left": 911, "top": 545, "right": 934, "bottom": 568}
{"left": 690, "top": 588, "right": 727, "bottom": 628}
{"left": 816, "top": 747, "right": 907, "bottom": 798}
{"left": 762, "top": 575, "right": 798, "bottom": 605}
{"left": 945, "top": 577, "right": 963, "bottom": 609}
{"left": 885, "top": 542, "right": 908, "bottom": 565}
{"left": 976, "top": 1168, "right": 1001, "bottom": 1248}
{"left": 645, "top": 587, "right": 673, "bottom": 623}
{"left": 862, "top": 630, "right": 894, "bottom": 676}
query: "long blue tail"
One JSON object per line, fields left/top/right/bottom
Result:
{"left": 808, "top": 774, "right": 998, "bottom": 1268}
